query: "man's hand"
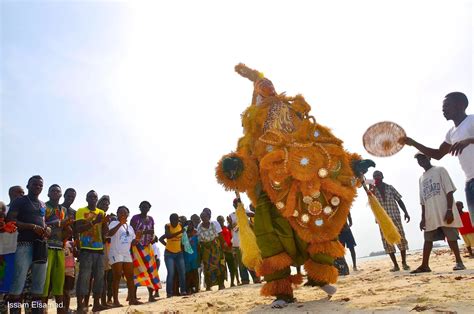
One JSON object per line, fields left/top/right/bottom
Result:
{"left": 444, "top": 210, "right": 454, "bottom": 224}
{"left": 32, "top": 224, "right": 44, "bottom": 236}
{"left": 103, "top": 215, "right": 112, "bottom": 224}
{"left": 399, "top": 136, "right": 415, "bottom": 146}
{"left": 63, "top": 226, "right": 73, "bottom": 239}
{"left": 62, "top": 217, "right": 74, "bottom": 229}
{"left": 449, "top": 139, "right": 472, "bottom": 156}
{"left": 119, "top": 216, "right": 127, "bottom": 225}
{"left": 93, "top": 213, "right": 103, "bottom": 225}
{"left": 43, "top": 226, "right": 52, "bottom": 238}
{"left": 404, "top": 213, "right": 411, "bottom": 223}
{"left": 419, "top": 219, "right": 425, "bottom": 231}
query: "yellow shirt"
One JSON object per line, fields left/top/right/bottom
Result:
{"left": 76, "top": 207, "right": 105, "bottom": 250}
{"left": 165, "top": 223, "right": 182, "bottom": 253}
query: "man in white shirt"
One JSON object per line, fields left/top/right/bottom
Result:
{"left": 403, "top": 92, "right": 474, "bottom": 225}
{"left": 411, "top": 152, "right": 466, "bottom": 273}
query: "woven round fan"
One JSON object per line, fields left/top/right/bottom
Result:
{"left": 363, "top": 121, "right": 406, "bottom": 157}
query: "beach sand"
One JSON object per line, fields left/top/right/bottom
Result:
{"left": 66, "top": 248, "right": 474, "bottom": 313}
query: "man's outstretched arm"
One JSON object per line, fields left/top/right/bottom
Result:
{"left": 401, "top": 137, "right": 451, "bottom": 160}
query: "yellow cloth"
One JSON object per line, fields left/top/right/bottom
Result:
{"left": 165, "top": 223, "right": 182, "bottom": 253}
{"left": 76, "top": 207, "right": 105, "bottom": 250}
{"left": 462, "top": 233, "right": 474, "bottom": 247}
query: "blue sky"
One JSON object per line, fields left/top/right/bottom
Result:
{"left": 1, "top": 0, "right": 473, "bottom": 264}
{"left": 1, "top": 2, "right": 139, "bottom": 200}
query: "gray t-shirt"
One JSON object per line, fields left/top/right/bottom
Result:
{"left": 419, "top": 166, "right": 462, "bottom": 231}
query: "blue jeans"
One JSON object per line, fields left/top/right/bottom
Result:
{"left": 164, "top": 251, "right": 186, "bottom": 296}
{"left": 465, "top": 179, "right": 474, "bottom": 225}
{"left": 76, "top": 250, "right": 105, "bottom": 296}
{"left": 9, "top": 244, "right": 47, "bottom": 295}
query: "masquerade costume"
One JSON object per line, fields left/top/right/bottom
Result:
{"left": 216, "top": 64, "right": 379, "bottom": 304}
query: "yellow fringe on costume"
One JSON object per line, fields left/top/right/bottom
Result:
{"left": 367, "top": 191, "right": 401, "bottom": 245}
{"left": 256, "top": 252, "right": 293, "bottom": 276}
{"left": 308, "top": 241, "right": 345, "bottom": 258}
{"left": 260, "top": 274, "right": 303, "bottom": 297}
{"left": 235, "top": 202, "right": 262, "bottom": 270}
{"left": 304, "top": 260, "right": 338, "bottom": 284}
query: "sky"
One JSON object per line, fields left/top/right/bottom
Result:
{"left": 1, "top": 0, "right": 473, "bottom": 268}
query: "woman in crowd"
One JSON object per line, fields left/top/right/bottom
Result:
{"left": 197, "top": 210, "right": 226, "bottom": 291}
{"left": 160, "top": 213, "right": 187, "bottom": 298}
{"left": 107, "top": 206, "right": 141, "bottom": 307}
{"left": 184, "top": 220, "right": 200, "bottom": 294}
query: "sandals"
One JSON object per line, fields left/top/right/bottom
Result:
{"left": 410, "top": 266, "right": 431, "bottom": 274}
{"left": 402, "top": 263, "right": 411, "bottom": 271}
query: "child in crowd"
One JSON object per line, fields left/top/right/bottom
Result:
{"left": 184, "top": 220, "right": 200, "bottom": 294}
{"left": 218, "top": 215, "right": 237, "bottom": 287}
{"left": 151, "top": 236, "right": 161, "bottom": 297}
{"left": 63, "top": 240, "right": 76, "bottom": 313}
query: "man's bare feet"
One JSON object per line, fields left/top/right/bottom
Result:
{"left": 91, "top": 304, "right": 110, "bottom": 312}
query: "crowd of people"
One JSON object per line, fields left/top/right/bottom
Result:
{"left": 156, "top": 200, "right": 261, "bottom": 299}
{"left": 1, "top": 92, "right": 474, "bottom": 313}
{"left": 337, "top": 92, "right": 474, "bottom": 276}
{"left": 0, "top": 177, "right": 262, "bottom": 314}
{"left": 337, "top": 167, "right": 474, "bottom": 276}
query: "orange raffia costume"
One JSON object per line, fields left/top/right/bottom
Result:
{"left": 216, "top": 64, "right": 380, "bottom": 301}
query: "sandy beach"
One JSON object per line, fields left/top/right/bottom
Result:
{"left": 63, "top": 248, "right": 474, "bottom": 313}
